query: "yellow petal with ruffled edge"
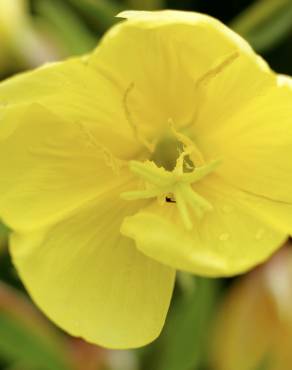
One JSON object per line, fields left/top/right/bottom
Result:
{"left": 0, "top": 56, "right": 142, "bottom": 159}
{"left": 121, "top": 176, "right": 287, "bottom": 276}
{"left": 199, "top": 74, "right": 292, "bottom": 234}
{"left": 89, "top": 9, "right": 267, "bottom": 145}
{"left": 10, "top": 186, "right": 175, "bottom": 349}
{"left": 196, "top": 72, "right": 292, "bottom": 205}
{"left": 0, "top": 104, "right": 133, "bottom": 230}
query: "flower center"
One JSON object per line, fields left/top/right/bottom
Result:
{"left": 121, "top": 127, "right": 220, "bottom": 230}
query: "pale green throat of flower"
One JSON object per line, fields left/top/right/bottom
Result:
{"left": 121, "top": 126, "right": 221, "bottom": 230}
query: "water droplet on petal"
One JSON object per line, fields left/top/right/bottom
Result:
{"left": 256, "top": 229, "right": 265, "bottom": 240}
{"left": 219, "top": 233, "right": 230, "bottom": 241}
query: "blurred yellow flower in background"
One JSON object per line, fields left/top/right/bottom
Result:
{"left": 211, "top": 245, "right": 292, "bottom": 370}
{"left": 0, "top": 0, "right": 25, "bottom": 70}
{"left": 0, "top": 0, "right": 58, "bottom": 73}
{"left": 0, "top": 10, "right": 292, "bottom": 348}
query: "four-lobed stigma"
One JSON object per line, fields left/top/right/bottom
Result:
{"left": 121, "top": 133, "right": 221, "bottom": 230}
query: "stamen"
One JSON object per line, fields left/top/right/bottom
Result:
{"left": 181, "top": 51, "right": 240, "bottom": 132}
{"left": 123, "top": 83, "right": 155, "bottom": 153}
{"left": 121, "top": 187, "right": 167, "bottom": 201}
{"left": 121, "top": 158, "right": 220, "bottom": 230}
{"left": 175, "top": 188, "right": 193, "bottom": 230}
{"left": 181, "top": 183, "right": 213, "bottom": 213}
{"left": 182, "top": 158, "right": 221, "bottom": 183}
{"left": 170, "top": 122, "right": 205, "bottom": 167}
{"left": 129, "top": 160, "right": 172, "bottom": 187}
{"left": 196, "top": 51, "right": 239, "bottom": 88}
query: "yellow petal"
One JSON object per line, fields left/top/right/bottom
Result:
{"left": 235, "top": 190, "right": 292, "bottom": 237}
{"left": 10, "top": 186, "right": 175, "bottom": 349}
{"left": 195, "top": 65, "right": 292, "bottom": 204}
{"left": 0, "top": 104, "right": 132, "bottom": 230}
{"left": 90, "top": 10, "right": 262, "bottom": 143}
{"left": 121, "top": 176, "right": 286, "bottom": 277}
{"left": 0, "top": 0, "right": 27, "bottom": 38}
{"left": 0, "top": 56, "right": 141, "bottom": 158}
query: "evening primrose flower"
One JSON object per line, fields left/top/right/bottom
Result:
{"left": 211, "top": 245, "right": 292, "bottom": 370}
{"left": 0, "top": 0, "right": 26, "bottom": 71}
{"left": 0, "top": 0, "right": 57, "bottom": 73}
{"left": 0, "top": 10, "right": 292, "bottom": 348}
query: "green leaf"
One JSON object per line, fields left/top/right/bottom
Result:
{"left": 36, "top": 0, "right": 96, "bottom": 56}
{"left": 125, "top": 0, "right": 165, "bottom": 10}
{"left": 254, "top": 353, "right": 273, "bottom": 370}
{"left": 0, "top": 283, "right": 72, "bottom": 370}
{"left": 65, "top": 0, "right": 123, "bottom": 31}
{"left": 0, "top": 222, "right": 9, "bottom": 252}
{"left": 140, "top": 276, "right": 220, "bottom": 370}
{"left": 230, "top": 0, "right": 292, "bottom": 52}
{"left": 0, "top": 312, "right": 71, "bottom": 370}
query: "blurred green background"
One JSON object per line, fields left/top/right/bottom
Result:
{"left": 0, "top": 0, "right": 292, "bottom": 369}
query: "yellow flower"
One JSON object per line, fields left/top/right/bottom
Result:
{"left": 211, "top": 245, "right": 292, "bottom": 370}
{"left": 0, "top": 0, "right": 25, "bottom": 70}
{"left": 0, "top": 10, "right": 291, "bottom": 348}
{"left": 0, "top": 0, "right": 56, "bottom": 73}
